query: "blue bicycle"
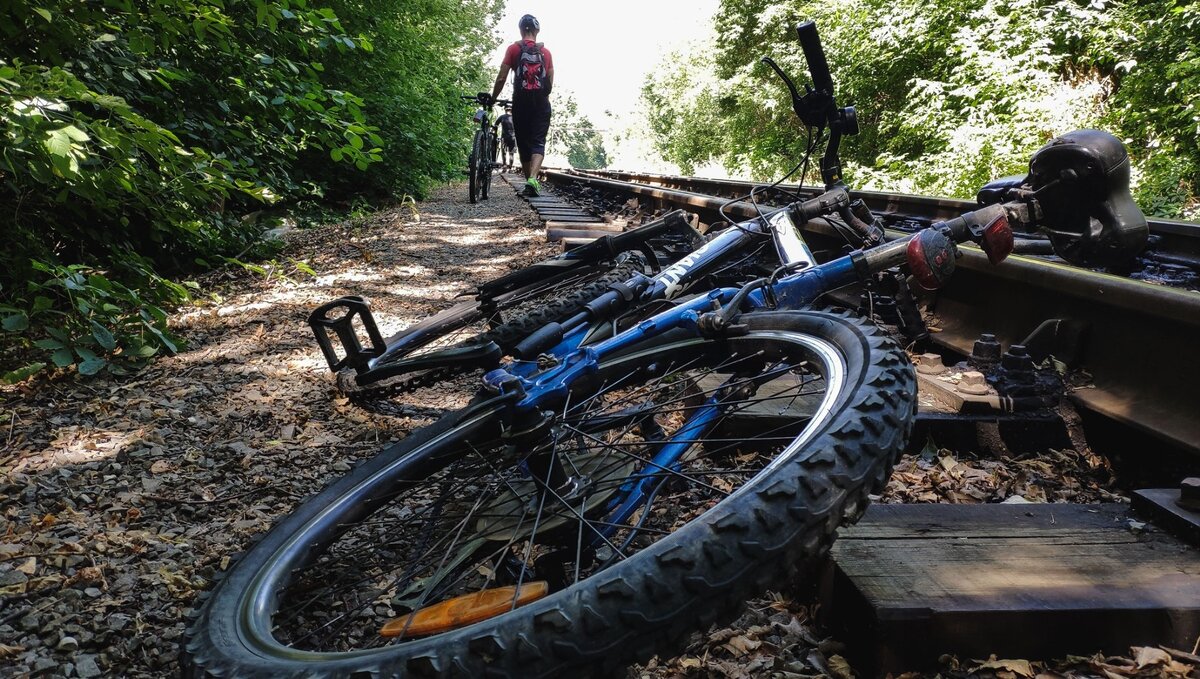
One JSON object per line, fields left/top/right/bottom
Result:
{"left": 184, "top": 21, "right": 1142, "bottom": 678}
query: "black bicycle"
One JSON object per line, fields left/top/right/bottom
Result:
{"left": 462, "top": 93, "right": 510, "bottom": 204}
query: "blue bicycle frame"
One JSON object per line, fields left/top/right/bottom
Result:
{"left": 481, "top": 198, "right": 922, "bottom": 542}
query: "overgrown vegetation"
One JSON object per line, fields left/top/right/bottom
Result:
{"left": 642, "top": 0, "right": 1199, "bottom": 219}
{"left": 0, "top": 0, "right": 501, "bottom": 381}
{"left": 548, "top": 90, "right": 609, "bottom": 170}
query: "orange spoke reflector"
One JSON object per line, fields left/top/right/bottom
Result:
{"left": 380, "top": 581, "right": 549, "bottom": 638}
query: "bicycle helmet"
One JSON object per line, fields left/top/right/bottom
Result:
{"left": 519, "top": 14, "right": 540, "bottom": 33}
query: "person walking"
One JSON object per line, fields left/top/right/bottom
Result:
{"left": 494, "top": 103, "right": 516, "bottom": 170}
{"left": 489, "top": 14, "right": 553, "bottom": 196}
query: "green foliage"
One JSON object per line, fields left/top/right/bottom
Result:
{"left": 0, "top": 0, "right": 500, "bottom": 380}
{"left": 642, "top": 50, "right": 723, "bottom": 175}
{"left": 1092, "top": 0, "right": 1200, "bottom": 218}
{"left": 642, "top": 0, "right": 1199, "bottom": 218}
{"left": 1, "top": 261, "right": 184, "bottom": 382}
{"left": 548, "top": 91, "right": 609, "bottom": 170}
{"left": 314, "top": 0, "right": 503, "bottom": 199}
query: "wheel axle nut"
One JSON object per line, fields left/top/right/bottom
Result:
{"left": 957, "top": 371, "right": 990, "bottom": 395}
{"left": 916, "top": 353, "right": 947, "bottom": 375}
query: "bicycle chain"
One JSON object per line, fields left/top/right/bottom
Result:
{"left": 340, "top": 365, "right": 466, "bottom": 419}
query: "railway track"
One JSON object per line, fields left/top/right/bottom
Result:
{"left": 543, "top": 167, "right": 1200, "bottom": 463}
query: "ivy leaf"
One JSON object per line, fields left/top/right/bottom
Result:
{"left": 33, "top": 338, "right": 65, "bottom": 350}
{"left": 33, "top": 7, "right": 51, "bottom": 22}
{"left": 51, "top": 348, "right": 74, "bottom": 367}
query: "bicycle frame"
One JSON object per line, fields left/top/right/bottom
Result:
{"left": 471, "top": 176, "right": 1025, "bottom": 543}
{"left": 478, "top": 204, "right": 946, "bottom": 542}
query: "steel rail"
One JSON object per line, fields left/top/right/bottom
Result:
{"left": 564, "top": 168, "right": 1200, "bottom": 249}
{"left": 543, "top": 168, "right": 1200, "bottom": 459}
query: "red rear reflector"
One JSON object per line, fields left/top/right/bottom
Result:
{"left": 980, "top": 214, "right": 1014, "bottom": 265}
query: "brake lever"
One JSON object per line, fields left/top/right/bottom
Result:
{"left": 761, "top": 57, "right": 829, "bottom": 130}
{"left": 761, "top": 57, "right": 802, "bottom": 104}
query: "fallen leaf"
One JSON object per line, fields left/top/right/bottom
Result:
{"left": 0, "top": 642, "right": 25, "bottom": 659}
{"left": 828, "top": 654, "right": 855, "bottom": 679}
{"left": 976, "top": 656, "right": 1035, "bottom": 677}
{"left": 15, "top": 556, "right": 37, "bottom": 575}
{"left": 1133, "top": 646, "right": 1170, "bottom": 668}
{"left": 722, "top": 635, "right": 761, "bottom": 657}
{"left": 150, "top": 459, "right": 172, "bottom": 474}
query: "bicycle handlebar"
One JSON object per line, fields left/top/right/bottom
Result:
{"left": 460, "top": 94, "right": 511, "bottom": 107}
{"left": 796, "top": 21, "right": 834, "bottom": 95}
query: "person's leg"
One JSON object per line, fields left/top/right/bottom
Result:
{"left": 522, "top": 99, "right": 552, "bottom": 194}
{"left": 513, "top": 109, "right": 533, "bottom": 178}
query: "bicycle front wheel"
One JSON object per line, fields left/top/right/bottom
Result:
{"left": 480, "top": 133, "right": 493, "bottom": 200}
{"left": 468, "top": 130, "right": 483, "bottom": 204}
{"left": 184, "top": 309, "right": 915, "bottom": 678}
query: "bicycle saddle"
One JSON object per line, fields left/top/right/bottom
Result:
{"left": 1029, "top": 129, "right": 1148, "bottom": 267}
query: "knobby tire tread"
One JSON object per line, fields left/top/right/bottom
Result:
{"left": 183, "top": 309, "right": 916, "bottom": 678}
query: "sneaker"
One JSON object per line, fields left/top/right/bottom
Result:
{"left": 523, "top": 178, "right": 541, "bottom": 197}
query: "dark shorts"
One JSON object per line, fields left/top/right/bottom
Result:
{"left": 512, "top": 94, "right": 552, "bottom": 162}
{"left": 502, "top": 131, "right": 516, "bottom": 150}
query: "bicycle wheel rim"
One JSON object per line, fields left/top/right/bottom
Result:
{"left": 234, "top": 325, "right": 849, "bottom": 663}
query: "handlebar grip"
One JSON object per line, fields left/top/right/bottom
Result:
{"left": 791, "top": 187, "right": 850, "bottom": 221}
{"left": 796, "top": 21, "right": 834, "bottom": 95}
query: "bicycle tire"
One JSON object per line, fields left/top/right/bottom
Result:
{"left": 469, "top": 130, "right": 483, "bottom": 204}
{"left": 184, "top": 309, "right": 916, "bottom": 678}
{"left": 481, "top": 132, "right": 493, "bottom": 200}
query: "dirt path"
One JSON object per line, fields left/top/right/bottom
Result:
{"left": 0, "top": 181, "right": 554, "bottom": 677}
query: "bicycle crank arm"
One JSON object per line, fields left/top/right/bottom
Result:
{"left": 357, "top": 341, "right": 503, "bottom": 386}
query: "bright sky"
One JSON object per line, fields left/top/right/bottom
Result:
{"left": 489, "top": 1, "right": 720, "bottom": 127}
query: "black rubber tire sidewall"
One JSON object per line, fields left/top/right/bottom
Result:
{"left": 184, "top": 309, "right": 915, "bottom": 678}
{"left": 469, "top": 130, "right": 482, "bottom": 204}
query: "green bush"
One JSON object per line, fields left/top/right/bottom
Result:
{"left": 1, "top": 261, "right": 183, "bottom": 382}
{"left": 642, "top": 0, "right": 1199, "bottom": 219}
{"left": 0, "top": 0, "right": 500, "bottom": 379}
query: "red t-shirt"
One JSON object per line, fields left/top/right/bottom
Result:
{"left": 503, "top": 40, "right": 553, "bottom": 89}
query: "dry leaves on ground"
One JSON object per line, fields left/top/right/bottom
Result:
{"left": 880, "top": 447, "right": 1123, "bottom": 505}
{"left": 0, "top": 181, "right": 553, "bottom": 677}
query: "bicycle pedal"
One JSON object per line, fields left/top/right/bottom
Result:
{"left": 307, "top": 296, "right": 386, "bottom": 373}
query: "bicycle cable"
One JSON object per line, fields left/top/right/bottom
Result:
{"left": 717, "top": 126, "right": 821, "bottom": 235}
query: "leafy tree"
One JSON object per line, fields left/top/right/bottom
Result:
{"left": 0, "top": 0, "right": 500, "bottom": 379}
{"left": 547, "top": 91, "right": 609, "bottom": 170}
{"left": 641, "top": 0, "right": 1198, "bottom": 219}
